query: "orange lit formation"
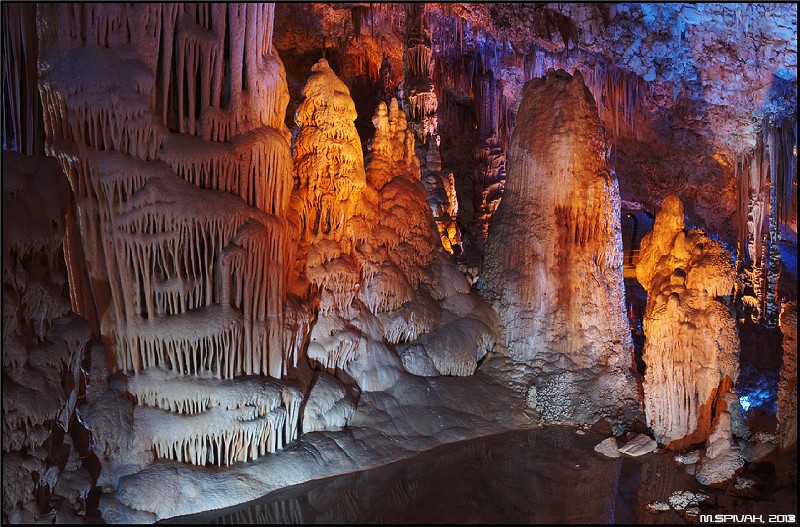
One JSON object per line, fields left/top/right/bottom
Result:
{"left": 636, "top": 195, "right": 739, "bottom": 449}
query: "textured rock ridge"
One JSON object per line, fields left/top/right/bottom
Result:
{"left": 37, "top": 3, "right": 303, "bottom": 471}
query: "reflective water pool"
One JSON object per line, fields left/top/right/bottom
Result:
{"left": 164, "top": 426, "right": 777, "bottom": 524}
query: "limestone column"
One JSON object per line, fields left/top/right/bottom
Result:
{"left": 481, "top": 68, "right": 640, "bottom": 430}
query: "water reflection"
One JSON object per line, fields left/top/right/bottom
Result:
{"left": 164, "top": 427, "right": 721, "bottom": 524}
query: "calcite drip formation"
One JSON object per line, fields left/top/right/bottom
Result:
{"left": 3, "top": 152, "right": 93, "bottom": 523}
{"left": 291, "top": 58, "right": 497, "bottom": 387}
{"left": 32, "top": 1, "right": 497, "bottom": 481}
{"left": 635, "top": 195, "right": 740, "bottom": 449}
{"left": 402, "top": 4, "right": 461, "bottom": 257}
{"left": 480, "top": 68, "right": 640, "bottom": 430}
{"left": 37, "top": 3, "right": 303, "bottom": 471}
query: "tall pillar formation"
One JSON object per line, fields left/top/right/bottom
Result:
{"left": 480, "top": 69, "right": 640, "bottom": 430}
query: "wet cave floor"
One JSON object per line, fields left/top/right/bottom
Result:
{"left": 161, "top": 427, "right": 797, "bottom": 525}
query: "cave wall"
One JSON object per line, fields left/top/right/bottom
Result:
{"left": 34, "top": 3, "right": 308, "bottom": 476}
{"left": 3, "top": 151, "right": 93, "bottom": 523}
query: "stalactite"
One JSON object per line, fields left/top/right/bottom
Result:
{"left": 2, "top": 3, "right": 45, "bottom": 155}
{"left": 37, "top": 2, "right": 300, "bottom": 470}
{"left": 768, "top": 116, "right": 797, "bottom": 228}
{"left": 126, "top": 349, "right": 303, "bottom": 466}
{"left": 734, "top": 153, "right": 752, "bottom": 270}
{"left": 159, "top": 126, "right": 292, "bottom": 215}
{"left": 737, "top": 114, "right": 795, "bottom": 326}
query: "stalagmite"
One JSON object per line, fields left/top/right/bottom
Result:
{"left": 480, "top": 69, "right": 640, "bottom": 430}
{"left": 293, "top": 58, "right": 368, "bottom": 246}
{"left": 291, "top": 59, "right": 495, "bottom": 384}
{"left": 636, "top": 195, "right": 739, "bottom": 449}
{"left": 301, "top": 373, "right": 355, "bottom": 434}
{"left": 695, "top": 411, "right": 745, "bottom": 486}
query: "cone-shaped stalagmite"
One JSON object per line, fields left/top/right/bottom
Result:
{"left": 481, "top": 68, "right": 639, "bottom": 430}
{"left": 636, "top": 195, "right": 739, "bottom": 449}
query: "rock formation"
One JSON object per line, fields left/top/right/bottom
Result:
{"left": 777, "top": 301, "right": 797, "bottom": 450}
{"left": 37, "top": 3, "right": 304, "bottom": 471}
{"left": 301, "top": 373, "right": 355, "bottom": 434}
{"left": 480, "top": 68, "right": 640, "bottom": 430}
{"left": 636, "top": 194, "right": 740, "bottom": 449}
{"left": 291, "top": 59, "right": 496, "bottom": 388}
{"left": 1, "top": 3, "right": 796, "bottom": 523}
{"left": 402, "top": 4, "right": 461, "bottom": 256}
{"left": 695, "top": 411, "right": 745, "bottom": 486}
{"left": 2, "top": 152, "right": 93, "bottom": 523}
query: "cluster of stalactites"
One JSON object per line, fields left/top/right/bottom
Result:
{"left": 159, "top": 126, "right": 293, "bottom": 216}
{"left": 732, "top": 114, "right": 796, "bottom": 326}
{"left": 38, "top": 1, "right": 295, "bottom": 385}
{"left": 399, "top": 14, "right": 460, "bottom": 256}
{"left": 401, "top": 5, "right": 437, "bottom": 143}
{"left": 2, "top": 3, "right": 45, "bottom": 155}
{"left": 584, "top": 61, "right": 643, "bottom": 142}
{"left": 426, "top": 17, "right": 515, "bottom": 256}
{"left": 521, "top": 46, "right": 643, "bottom": 142}
{"left": 39, "top": 3, "right": 287, "bottom": 145}
{"left": 98, "top": 164, "right": 289, "bottom": 380}
{"left": 432, "top": 24, "right": 642, "bottom": 148}
{"left": 404, "top": 44, "right": 434, "bottom": 80}
{"left": 129, "top": 367, "right": 302, "bottom": 466}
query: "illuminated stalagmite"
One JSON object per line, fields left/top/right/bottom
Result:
{"left": 292, "top": 59, "right": 496, "bottom": 387}
{"left": 37, "top": 3, "right": 301, "bottom": 467}
{"left": 480, "top": 69, "right": 639, "bottom": 429}
{"left": 636, "top": 195, "right": 739, "bottom": 449}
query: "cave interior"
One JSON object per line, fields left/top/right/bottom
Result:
{"left": 1, "top": 2, "right": 797, "bottom": 524}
